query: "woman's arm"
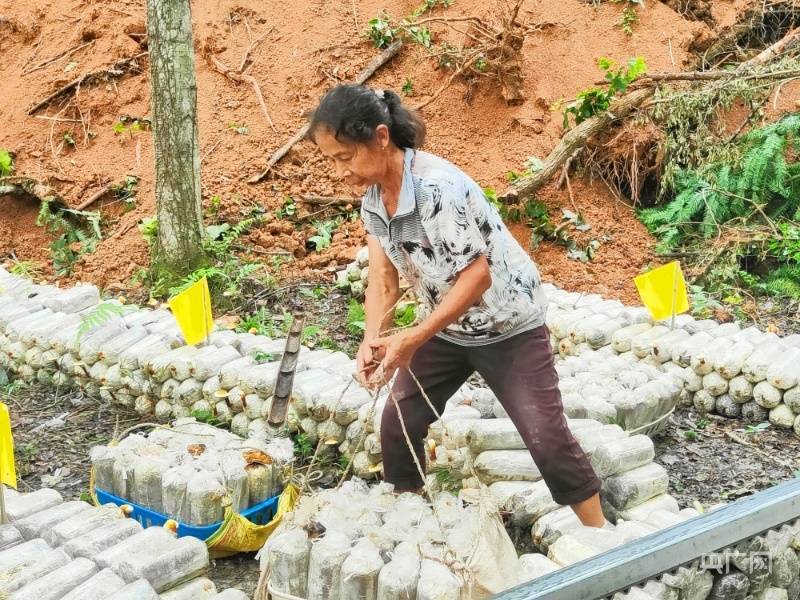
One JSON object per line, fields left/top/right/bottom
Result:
{"left": 358, "top": 235, "right": 401, "bottom": 385}
{"left": 369, "top": 254, "right": 491, "bottom": 384}
{"left": 364, "top": 235, "right": 401, "bottom": 342}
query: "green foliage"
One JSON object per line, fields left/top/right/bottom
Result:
{"left": 113, "top": 117, "right": 149, "bottom": 138}
{"left": 367, "top": 14, "right": 396, "bottom": 49}
{"left": 563, "top": 56, "right": 647, "bottom": 128}
{"left": 299, "top": 285, "right": 329, "bottom": 300}
{"left": 309, "top": 219, "right": 340, "bottom": 251}
{"left": 204, "top": 213, "right": 265, "bottom": 258}
{"left": 411, "top": 0, "right": 453, "bottom": 18}
{"left": 0, "top": 149, "right": 13, "bottom": 176}
{"left": 167, "top": 262, "right": 262, "bottom": 301}
{"left": 768, "top": 222, "right": 800, "bottom": 264}
{"left": 276, "top": 198, "right": 297, "bottom": 219}
{"left": 144, "top": 211, "right": 271, "bottom": 304}
{"left": 191, "top": 408, "right": 220, "bottom": 425}
{"left": 619, "top": 7, "right": 638, "bottom": 35}
{"left": 112, "top": 175, "right": 138, "bottom": 211}
{"left": 293, "top": 433, "right": 314, "bottom": 460}
{"left": 227, "top": 122, "right": 249, "bottom": 135}
{"left": 648, "top": 58, "right": 800, "bottom": 197}
{"left": 36, "top": 202, "right": 103, "bottom": 276}
{"left": 683, "top": 429, "right": 699, "bottom": 441}
{"left": 402, "top": 78, "right": 414, "bottom": 96}
{"left": 346, "top": 298, "right": 366, "bottom": 336}
{"left": 9, "top": 260, "right": 43, "bottom": 280}
{"left": 485, "top": 182, "right": 600, "bottom": 260}
{"left": 138, "top": 217, "right": 159, "bottom": 247}
{"left": 63, "top": 132, "right": 76, "bottom": 148}
{"left": 745, "top": 422, "right": 770, "bottom": 435}
{"left": 639, "top": 115, "right": 800, "bottom": 251}
{"left": 433, "top": 466, "right": 461, "bottom": 495}
{"left": 761, "top": 265, "right": 800, "bottom": 300}
{"left": 394, "top": 303, "right": 417, "bottom": 328}
{"left": 688, "top": 284, "right": 722, "bottom": 319}
{"left": 207, "top": 195, "right": 222, "bottom": 216}
{"left": 253, "top": 351, "right": 275, "bottom": 364}
{"left": 238, "top": 308, "right": 283, "bottom": 337}
{"left": 367, "top": 0, "right": 452, "bottom": 49}
{"left": 77, "top": 301, "right": 125, "bottom": 342}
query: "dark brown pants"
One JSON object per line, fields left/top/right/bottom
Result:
{"left": 380, "top": 324, "right": 602, "bottom": 505}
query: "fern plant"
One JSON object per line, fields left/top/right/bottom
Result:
{"left": 649, "top": 57, "right": 800, "bottom": 197}
{"left": 76, "top": 301, "right": 125, "bottom": 342}
{"left": 640, "top": 114, "right": 800, "bottom": 252}
{"left": 761, "top": 265, "right": 800, "bottom": 299}
{"left": 36, "top": 202, "right": 103, "bottom": 275}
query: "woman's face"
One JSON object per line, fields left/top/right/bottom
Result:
{"left": 314, "top": 125, "right": 390, "bottom": 193}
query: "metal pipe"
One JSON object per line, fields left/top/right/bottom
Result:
{"left": 494, "top": 476, "right": 800, "bottom": 599}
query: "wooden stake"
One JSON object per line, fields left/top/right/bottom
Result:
{"left": 267, "top": 313, "right": 305, "bottom": 428}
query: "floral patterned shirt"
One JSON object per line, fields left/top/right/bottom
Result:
{"left": 361, "top": 148, "right": 548, "bottom": 346}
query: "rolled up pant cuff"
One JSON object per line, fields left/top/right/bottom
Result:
{"left": 552, "top": 476, "right": 602, "bottom": 506}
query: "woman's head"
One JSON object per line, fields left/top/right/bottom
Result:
{"left": 307, "top": 84, "right": 426, "bottom": 189}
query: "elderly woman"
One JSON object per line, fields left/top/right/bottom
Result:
{"left": 306, "top": 83, "right": 611, "bottom": 529}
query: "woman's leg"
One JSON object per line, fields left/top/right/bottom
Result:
{"left": 381, "top": 336, "right": 472, "bottom": 492}
{"left": 469, "top": 325, "right": 605, "bottom": 525}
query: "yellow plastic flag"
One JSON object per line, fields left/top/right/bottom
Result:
{"left": 634, "top": 261, "right": 690, "bottom": 322}
{"left": 0, "top": 402, "right": 17, "bottom": 489}
{"left": 168, "top": 277, "right": 213, "bottom": 346}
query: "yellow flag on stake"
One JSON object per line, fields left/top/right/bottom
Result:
{"left": 0, "top": 402, "right": 17, "bottom": 489}
{"left": 168, "top": 277, "right": 214, "bottom": 346}
{"left": 634, "top": 261, "right": 690, "bottom": 322}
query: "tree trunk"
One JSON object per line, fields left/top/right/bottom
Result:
{"left": 146, "top": 0, "right": 205, "bottom": 277}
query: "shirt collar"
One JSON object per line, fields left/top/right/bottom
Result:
{"left": 362, "top": 148, "right": 416, "bottom": 220}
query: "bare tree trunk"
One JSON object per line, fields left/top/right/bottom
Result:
{"left": 146, "top": 0, "right": 205, "bottom": 276}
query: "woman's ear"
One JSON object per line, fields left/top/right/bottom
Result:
{"left": 375, "top": 124, "right": 391, "bottom": 149}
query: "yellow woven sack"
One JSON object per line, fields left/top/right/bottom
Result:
{"left": 206, "top": 483, "right": 300, "bottom": 558}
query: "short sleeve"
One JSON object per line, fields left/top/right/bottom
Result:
{"left": 422, "top": 177, "right": 488, "bottom": 276}
{"left": 359, "top": 201, "right": 373, "bottom": 236}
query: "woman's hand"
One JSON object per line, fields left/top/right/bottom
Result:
{"left": 356, "top": 338, "right": 378, "bottom": 388}
{"left": 368, "top": 328, "right": 424, "bottom": 387}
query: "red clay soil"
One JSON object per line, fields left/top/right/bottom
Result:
{"left": 0, "top": 0, "right": 758, "bottom": 303}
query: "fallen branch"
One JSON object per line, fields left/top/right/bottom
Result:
{"left": 746, "top": 25, "right": 800, "bottom": 65}
{"left": 23, "top": 40, "right": 95, "bottom": 75}
{"left": 28, "top": 52, "right": 148, "bottom": 115}
{"left": 628, "top": 67, "right": 800, "bottom": 84}
{"left": 300, "top": 195, "right": 361, "bottom": 207}
{"left": 414, "top": 47, "right": 485, "bottom": 111}
{"left": 206, "top": 53, "right": 276, "bottom": 132}
{"left": 248, "top": 40, "right": 403, "bottom": 184}
{"left": 204, "top": 31, "right": 277, "bottom": 133}
{"left": 500, "top": 87, "right": 654, "bottom": 202}
{"left": 502, "top": 26, "right": 800, "bottom": 202}
{"left": 75, "top": 183, "right": 114, "bottom": 211}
